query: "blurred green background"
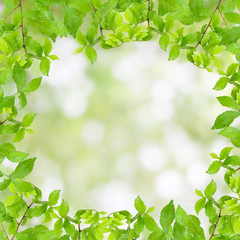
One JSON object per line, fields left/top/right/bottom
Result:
{"left": 0, "top": 0, "right": 232, "bottom": 229}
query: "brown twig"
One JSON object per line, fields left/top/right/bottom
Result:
{"left": 90, "top": 3, "right": 103, "bottom": 36}
{"left": 78, "top": 223, "right": 81, "bottom": 240}
{"left": 209, "top": 209, "right": 222, "bottom": 240}
{"left": 195, "top": 0, "right": 223, "bottom": 48}
{"left": 4, "top": 4, "right": 20, "bottom": 19}
{"left": 19, "top": 0, "right": 27, "bottom": 54}
{"left": 147, "top": 0, "right": 151, "bottom": 27}
{"left": 1, "top": 224, "right": 9, "bottom": 240}
{"left": 11, "top": 202, "right": 33, "bottom": 240}
{"left": 0, "top": 119, "right": 7, "bottom": 125}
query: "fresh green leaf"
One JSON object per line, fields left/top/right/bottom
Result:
{"left": 134, "top": 196, "right": 146, "bottom": 214}
{"left": 85, "top": 46, "right": 97, "bottom": 64}
{"left": 168, "top": 45, "right": 180, "bottom": 61}
{"left": 40, "top": 57, "right": 50, "bottom": 76}
{"left": 212, "top": 111, "right": 240, "bottom": 129}
{"left": 217, "top": 96, "right": 238, "bottom": 110}
{"left": 59, "top": 199, "right": 69, "bottom": 218}
{"left": 22, "top": 113, "right": 36, "bottom": 127}
{"left": 160, "top": 200, "right": 175, "bottom": 233}
{"left": 206, "top": 161, "right": 221, "bottom": 175}
{"left": 204, "top": 180, "right": 217, "bottom": 198}
{"left": 23, "top": 77, "right": 42, "bottom": 93}
{"left": 13, "top": 62, "right": 26, "bottom": 92}
{"left": 49, "top": 190, "right": 61, "bottom": 205}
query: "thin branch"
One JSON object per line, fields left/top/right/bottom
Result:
{"left": 0, "top": 119, "right": 7, "bottom": 125}
{"left": 218, "top": 8, "right": 227, "bottom": 26}
{"left": 4, "top": 4, "right": 20, "bottom": 19}
{"left": 11, "top": 202, "right": 33, "bottom": 240}
{"left": 1, "top": 224, "right": 9, "bottom": 240}
{"left": 147, "top": 0, "right": 151, "bottom": 27}
{"left": 19, "top": 0, "right": 27, "bottom": 54}
{"left": 195, "top": 0, "right": 223, "bottom": 48}
{"left": 78, "top": 224, "right": 81, "bottom": 240}
{"left": 209, "top": 209, "right": 222, "bottom": 240}
{"left": 90, "top": 3, "right": 103, "bottom": 36}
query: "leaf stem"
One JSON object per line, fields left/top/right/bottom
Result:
{"left": 11, "top": 202, "right": 33, "bottom": 240}
{"left": 147, "top": 0, "right": 151, "bottom": 27}
{"left": 195, "top": 0, "right": 223, "bottom": 48}
{"left": 1, "top": 224, "right": 9, "bottom": 240}
{"left": 90, "top": 3, "right": 103, "bottom": 36}
{"left": 209, "top": 209, "right": 222, "bottom": 240}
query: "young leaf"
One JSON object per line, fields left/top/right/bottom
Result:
{"left": 175, "top": 205, "right": 188, "bottom": 227}
{"left": 159, "top": 33, "right": 169, "bottom": 51}
{"left": 219, "top": 127, "right": 240, "bottom": 139}
{"left": 12, "top": 179, "right": 34, "bottom": 192}
{"left": 160, "top": 200, "right": 175, "bottom": 233}
{"left": 219, "top": 147, "right": 233, "bottom": 160}
{"left": 43, "top": 38, "right": 52, "bottom": 56}
{"left": 22, "top": 113, "right": 36, "bottom": 128}
{"left": 134, "top": 196, "right": 146, "bottom": 214}
{"left": 217, "top": 96, "right": 238, "bottom": 110}
{"left": 9, "top": 158, "right": 36, "bottom": 179}
{"left": 19, "top": 92, "right": 27, "bottom": 110}
{"left": 195, "top": 198, "right": 206, "bottom": 215}
{"left": 204, "top": 180, "right": 217, "bottom": 198}
{"left": 7, "top": 151, "right": 28, "bottom": 163}
{"left": 0, "top": 179, "right": 11, "bottom": 191}
{"left": 221, "top": 27, "right": 240, "bottom": 45}
{"left": 23, "top": 77, "right": 42, "bottom": 93}
{"left": 85, "top": 46, "right": 97, "bottom": 64}
{"left": 40, "top": 57, "right": 50, "bottom": 76}
{"left": 0, "top": 38, "right": 8, "bottom": 53}
{"left": 206, "top": 161, "right": 221, "bottom": 175}
{"left": 49, "top": 190, "right": 61, "bottom": 206}
{"left": 13, "top": 62, "right": 26, "bottom": 92}
{"left": 168, "top": 45, "right": 180, "bottom": 61}
{"left": 76, "top": 29, "right": 87, "bottom": 47}
{"left": 212, "top": 111, "right": 240, "bottom": 129}
{"left": 143, "top": 214, "right": 160, "bottom": 232}
{"left": 59, "top": 199, "right": 69, "bottom": 218}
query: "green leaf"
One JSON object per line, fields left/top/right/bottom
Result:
{"left": 134, "top": 196, "right": 146, "bottom": 214}
{"left": 0, "top": 67, "right": 12, "bottom": 85}
{"left": 9, "top": 158, "right": 36, "bottom": 178}
{"left": 212, "top": 111, "right": 240, "bottom": 129}
{"left": 168, "top": 45, "right": 180, "bottom": 61}
{"left": 210, "top": 152, "right": 219, "bottom": 159}
{"left": 59, "top": 199, "right": 69, "bottom": 218}
{"left": 0, "top": 179, "right": 11, "bottom": 191}
{"left": 19, "top": 92, "right": 27, "bottom": 110}
{"left": 13, "top": 62, "right": 26, "bottom": 92}
{"left": 7, "top": 151, "right": 28, "bottom": 163}
{"left": 204, "top": 180, "right": 217, "bottom": 198}
{"left": 85, "top": 46, "right": 97, "bottom": 64}
{"left": 224, "top": 12, "right": 240, "bottom": 24}
{"left": 22, "top": 113, "right": 36, "bottom": 127}
{"left": 226, "top": 43, "right": 240, "bottom": 55}
{"left": 54, "top": 218, "right": 63, "bottom": 233}
{"left": 217, "top": 96, "right": 238, "bottom": 110}
{"left": 13, "top": 128, "right": 25, "bottom": 142}
{"left": 219, "top": 147, "right": 233, "bottom": 160}
{"left": 175, "top": 205, "right": 188, "bottom": 227}
{"left": 0, "top": 38, "right": 9, "bottom": 53}
{"left": 23, "top": 77, "right": 42, "bottom": 93}
{"left": 43, "top": 38, "right": 52, "bottom": 56}
{"left": 205, "top": 200, "right": 217, "bottom": 221}
{"left": 219, "top": 127, "right": 240, "bottom": 139}
{"left": 160, "top": 200, "right": 175, "bottom": 233}
{"left": 76, "top": 29, "right": 87, "bottom": 47}
{"left": 189, "top": 0, "right": 203, "bottom": 17}
{"left": 224, "top": 155, "right": 240, "bottom": 166}
{"left": 86, "top": 23, "right": 98, "bottom": 45}
{"left": 159, "top": 33, "right": 169, "bottom": 51}
{"left": 12, "top": 179, "right": 34, "bottom": 192}
{"left": 48, "top": 190, "right": 61, "bottom": 205}
{"left": 133, "top": 215, "right": 144, "bottom": 236}
{"left": 226, "top": 63, "right": 239, "bottom": 76}
{"left": 143, "top": 214, "right": 160, "bottom": 232}
{"left": 206, "top": 161, "right": 221, "bottom": 175}
{"left": 195, "top": 198, "right": 206, "bottom": 215}
{"left": 64, "top": 7, "right": 83, "bottom": 38}
{"left": 221, "top": 27, "right": 240, "bottom": 46}
{"left": 195, "top": 189, "right": 204, "bottom": 197}
{"left": 40, "top": 57, "right": 50, "bottom": 76}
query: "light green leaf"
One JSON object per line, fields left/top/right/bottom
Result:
{"left": 40, "top": 57, "right": 50, "bottom": 76}
{"left": 226, "top": 43, "right": 240, "bottom": 55}
{"left": 159, "top": 33, "right": 169, "bottom": 51}
{"left": 49, "top": 190, "right": 61, "bottom": 205}
{"left": 19, "top": 92, "right": 27, "bottom": 110}
{"left": 0, "top": 179, "right": 11, "bottom": 191}
{"left": 85, "top": 46, "right": 97, "bottom": 64}
{"left": 195, "top": 198, "right": 206, "bottom": 215}
{"left": 224, "top": 12, "right": 240, "bottom": 24}
{"left": 59, "top": 199, "right": 69, "bottom": 218}
{"left": 221, "top": 27, "right": 240, "bottom": 46}
{"left": 76, "top": 29, "right": 87, "bottom": 46}
{"left": 13, "top": 128, "right": 25, "bottom": 142}
{"left": 168, "top": 45, "right": 180, "bottom": 61}
{"left": 217, "top": 96, "right": 238, "bottom": 110}
{"left": 0, "top": 38, "right": 9, "bottom": 53}
{"left": 143, "top": 214, "right": 160, "bottom": 232}
{"left": 219, "top": 147, "right": 233, "bottom": 160}
{"left": 212, "top": 111, "right": 240, "bottom": 129}
{"left": 204, "top": 180, "right": 217, "bottom": 198}
{"left": 160, "top": 200, "right": 175, "bottom": 233}
{"left": 175, "top": 205, "right": 188, "bottom": 227}
{"left": 22, "top": 113, "right": 36, "bottom": 127}
{"left": 134, "top": 196, "right": 146, "bottom": 214}
{"left": 23, "top": 77, "right": 42, "bottom": 93}
{"left": 206, "top": 161, "right": 221, "bottom": 175}
{"left": 0, "top": 67, "right": 12, "bottom": 85}
{"left": 43, "top": 38, "right": 52, "bottom": 56}
{"left": 7, "top": 151, "right": 28, "bottom": 163}
{"left": 9, "top": 158, "right": 36, "bottom": 178}
{"left": 12, "top": 179, "right": 34, "bottom": 192}
{"left": 13, "top": 62, "right": 26, "bottom": 92}
{"left": 226, "top": 63, "right": 239, "bottom": 76}
{"left": 219, "top": 127, "right": 240, "bottom": 139}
